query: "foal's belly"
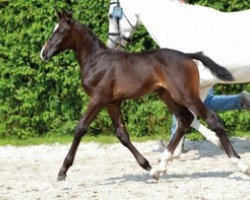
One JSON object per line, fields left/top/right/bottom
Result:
{"left": 113, "top": 81, "right": 160, "bottom": 100}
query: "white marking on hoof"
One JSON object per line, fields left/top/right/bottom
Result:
{"left": 173, "top": 140, "right": 182, "bottom": 157}
{"left": 150, "top": 167, "right": 166, "bottom": 181}
{"left": 150, "top": 150, "right": 173, "bottom": 180}
{"left": 231, "top": 157, "right": 249, "bottom": 175}
{"left": 150, "top": 167, "right": 160, "bottom": 180}
{"left": 161, "top": 149, "right": 173, "bottom": 161}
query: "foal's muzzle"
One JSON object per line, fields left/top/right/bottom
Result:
{"left": 40, "top": 52, "right": 49, "bottom": 61}
{"left": 40, "top": 45, "right": 52, "bottom": 62}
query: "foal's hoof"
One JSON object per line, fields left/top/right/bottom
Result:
{"left": 57, "top": 174, "right": 66, "bottom": 181}
{"left": 150, "top": 167, "right": 166, "bottom": 181}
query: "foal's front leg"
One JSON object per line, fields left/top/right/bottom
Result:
{"left": 107, "top": 104, "right": 152, "bottom": 172}
{"left": 57, "top": 100, "right": 102, "bottom": 181}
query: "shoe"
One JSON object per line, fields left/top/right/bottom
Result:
{"left": 155, "top": 140, "right": 188, "bottom": 153}
{"left": 158, "top": 140, "right": 167, "bottom": 149}
{"left": 181, "top": 142, "right": 187, "bottom": 153}
{"left": 240, "top": 91, "right": 250, "bottom": 110}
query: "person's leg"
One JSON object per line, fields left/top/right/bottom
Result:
{"left": 204, "top": 88, "right": 250, "bottom": 111}
{"left": 205, "top": 93, "right": 241, "bottom": 111}
{"left": 170, "top": 115, "right": 177, "bottom": 140}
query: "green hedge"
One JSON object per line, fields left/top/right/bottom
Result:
{"left": 0, "top": 0, "right": 249, "bottom": 139}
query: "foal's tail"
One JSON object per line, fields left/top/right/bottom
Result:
{"left": 186, "top": 52, "right": 234, "bottom": 81}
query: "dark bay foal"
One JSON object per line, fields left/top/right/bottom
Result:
{"left": 40, "top": 10, "right": 249, "bottom": 181}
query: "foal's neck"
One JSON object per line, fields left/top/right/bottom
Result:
{"left": 73, "top": 22, "right": 107, "bottom": 66}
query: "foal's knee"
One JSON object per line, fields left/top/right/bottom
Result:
{"left": 177, "top": 109, "right": 194, "bottom": 130}
{"left": 183, "top": 111, "right": 194, "bottom": 126}
{"left": 206, "top": 111, "right": 225, "bottom": 135}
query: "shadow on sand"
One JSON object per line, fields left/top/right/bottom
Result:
{"left": 184, "top": 138, "right": 250, "bottom": 158}
{"left": 101, "top": 170, "right": 249, "bottom": 186}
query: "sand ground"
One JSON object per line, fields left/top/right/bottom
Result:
{"left": 0, "top": 138, "right": 250, "bottom": 200}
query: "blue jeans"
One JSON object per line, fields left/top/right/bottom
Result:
{"left": 171, "top": 87, "right": 242, "bottom": 139}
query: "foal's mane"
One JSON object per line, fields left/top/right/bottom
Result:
{"left": 74, "top": 20, "right": 107, "bottom": 50}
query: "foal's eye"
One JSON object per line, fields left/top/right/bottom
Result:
{"left": 59, "top": 30, "right": 65, "bottom": 35}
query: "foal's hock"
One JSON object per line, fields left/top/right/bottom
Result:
{"left": 40, "top": 10, "right": 249, "bottom": 181}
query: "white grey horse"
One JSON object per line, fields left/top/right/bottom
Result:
{"left": 107, "top": 0, "right": 250, "bottom": 179}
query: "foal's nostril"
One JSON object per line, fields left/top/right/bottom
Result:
{"left": 42, "top": 52, "right": 46, "bottom": 58}
{"left": 40, "top": 45, "right": 47, "bottom": 60}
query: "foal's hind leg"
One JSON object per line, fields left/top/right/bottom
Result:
{"left": 188, "top": 99, "right": 250, "bottom": 175}
{"left": 190, "top": 85, "right": 221, "bottom": 148}
{"left": 107, "top": 104, "right": 152, "bottom": 171}
{"left": 150, "top": 89, "right": 194, "bottom": 180}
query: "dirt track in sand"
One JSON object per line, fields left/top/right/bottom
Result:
{"left": 0, "top": 138, "right": 250, "bottom": 200}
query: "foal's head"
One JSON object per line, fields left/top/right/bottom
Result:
{"left": 40, "top": 10, "right": 74, "bottom": 61}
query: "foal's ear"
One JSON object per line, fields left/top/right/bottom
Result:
{"left": 54, "top": 7, "right": 62, "bottom": 20}
{"left": 61, "top": 9, "right": 73, "bottom": 23}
